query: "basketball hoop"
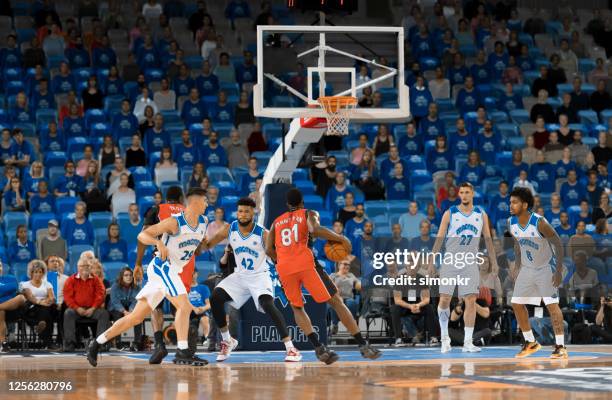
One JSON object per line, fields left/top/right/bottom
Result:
{"left": 317, "top": 96, "right": 358, "bottom": 136}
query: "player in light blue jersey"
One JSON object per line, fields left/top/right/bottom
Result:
{"left": 429, "top": 182, "right": 498, "bottom": 353}
{"left": 508, "top": 187, "right": 568, "bottom": 359}
{"left": 200, "top": 197, "right": 302, "bottom": 362}
{"left": 87, "top": 187, "right": 210, "bottom": 367}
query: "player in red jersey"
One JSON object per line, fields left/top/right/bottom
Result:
{"left": 134, "top": 186, "right": 197, "bottom": 363}
{"left": 266, "top": 188, "right": 381, "bottom": 364}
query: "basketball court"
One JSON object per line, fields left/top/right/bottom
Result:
{"left": 2, "top": 346, "right": 612, "bottom": 399}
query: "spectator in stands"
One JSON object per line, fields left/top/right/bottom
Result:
{"left": 6, "top": 129, "right": 33, "bottom": 169}
{"left": 372, "top": 125, "right": 393, "bottom": 157}
{"left": 104, "top": 66, "right": 124, "bottom": 97}
{"left": 325, "top": 171, "right": 351, "bottom": 216}
{"left": 592, "top": 191, "right": 611, "bottom": 224}
{"left": 489, "top": 180, "right": 510, "bottom": 226}
{"left": 428, "top": 67, "right": 450, "bottom": 100}
{"left": 448, "top": 291, "right": 491, "bottom": 347}
{"left": 21, "top": 260, "right": 56, "bottom": 348}
{"left": 199, "top": 131, "right": 228, "bottom": 167}
{"left": 585, "top": 170, "right": 604, "bottom": 208}
{"left": 531, "top": 66, "right": 557, "bottom": 97}
{"left": 206, "top": 207, "right": 228, "bottom": 245}
{"left": 502, "top": 55, "right": 522, "bottom": 85}
{"left": 133, "top": 88, "right": 158, "bottom": 123}
{"left": 112, "top": 100, "right": 139, "bottom": 141}
{"left": 568, "top": 131, "right": 590, "bottom": 166}
{"left": 399, "top": 201, "right": 426, "bottom": 239}
{"left": 568, "top": 221, "right": 596, "bottom": 259}
{"left": 410, "top": 220, "right": 435, "bottom": 252}
{"left": 560, "top": 169, "right": 585, "bottom": 207}
{"left": 588, "top": 58, "right": 609, "bottom": 85}
{"left": 214, "top": 52, "right": 236, "bottom": 84}
{"left": 98, "top": 135, "right": 119, "bottom": 169}
{"left": 543, "top": 132, "right": 564, "bottom": 163}
{"left": 337, "top": 192, "right": 357, "bottom": 226}
{"left": 396, "top": 121, "right": 421, "bottom": 157}
{"left": 590, "top": 80, "right": 611, "bottom": 114}
{"left": 344, "top": 204, "right": 368, "bottom": 249}
{"left": 236, "top": 50, "right": 257, "bottom": 90}
{"left": 543, "top": 193, "right": 563, "bottom": 228}
{"left": 592, "top": 131, "right": 611, "bottom": 166}
{"left": 554, "top": 114, "right": 574, "bottom": 147}
{"left": 211, "top": 90, "right": 235, "bottom": 124}
{"left": 144, "top": 113, "right": 169, "bottom": 154}
{"left": 99, "top": 223, "right": 128, "bottom": 263}
{"left": 0, "top": 128, "right": 12, "bottom": 163}
{"left": 455, "top": 76, "right": 480, "bottom": 116}
{"left": 188, "top": 162, "right": 206, "bottom": 189}
{"left": 225, "top": 129, "right": 249, "bottom": 169}
{"left": 202, "top": 186, "right": 219, "bottom": 220}
{"left": 62, "top": 259, "right": 109, "bottom": 351}
{"left": 568, "top": 250, "right": 599, "bottom": 295}
{"left": 40, "top": 220, "right": 67, "bottom": 260}
{"left": 385, "top": 161, "right": 411, "bottom": 201}
{"left": 63, "top": 103, "right": 86, "bottom": 136}
{"left": 23, "top": 37, "right": 46, "bottom": 69}
{"left": 125, "top": 134, "right": 146, "bottom": 169}
{"left": 110, "top": 172, "right": 136, "bottom": 219}
{"left": 426, "top": 134, "right": 454, "bottom": 173}
{"left": 530, "top": 90, "right": 556, "bottom": 124}
{"left": 9, "top": 225, "right": 36, "bottom": 266}
{"left": 350, "top": 134, "right": 371, "bottom": 166}
{"left": 0, "top": 163, "right": 16, "bottom": 192}
{"left": 521, "top": 135, "right": 538, "bottom": 165}
{"left": 121, "top": 203, "right": 142, "bottom": 244}
{"left": 469, "top": 50, "right": 490, "bottom": 85}
{"left": 181, "top": 88, "right": 207, "bottom": 127}
{"left": 42, "top": 23, "right": 65, "bottom": 59}
{"left": 558, "top": 39, "right": 578, "bottom": 79}
{"left": 3, "top": 176, "right": 25, "bottom": 212}
{"left": 570, "top": 77, "right": 590, "bottom": 112}
{"left": 76, "top": 145, "right": 95, "bottom": 177}
{"left": 418, "top": 103, "right": 445, "bottom": 140}
{"left": 81, "top": 76, "right": 103, "bottom": 111}
{"left": 62, "top": 202, "right": 94, "bottom": 247}
{"left": 106, "top": 156, "right": 131, "bottom": 196}
{"left": 498, "top": 82, "right": 523, "bottom": 113}
{"left": 459, "top": 150, "right": 485, "bottom": 186}
{"left": 556, "top": 211, "right": 575, "bottom": 242}
{"left": 109, "top": 267, "right": 142, "bottom": 350}
{"left": 329, "top": 260, "right": 361, "bottom": 335}
{"left": 507, "top": 149, "right": 529, "bottom": 184}
{"left": 513, "top": 169, "right": 538, "bottom": 195}
{"left": 555, "top": 147, "right": 576, "bottom": 180}
{"left": 154, "top": 147, "right": 178, "bottom": 187}
{"left": 153, "top": 78, "right": 176, "bottom": 111}
{"left": 142, "top": 0, "right": 163, "bottom": 18}
{"left": 531, "top": 115, "right": 550, "bottom": 150}
{"left": 233, "top": 91, "right": 255, "bottom": 127}
{"left": 174, "top": 129, "right": 197, "bottom": 169}
{"left": 554, "top": 93, "right": 576, "bottom": 124}
{"left": 549, "top": 54, "right": 567, "bottom": 88}
{"left": 380, "top": 146, "right": 405, "bottom": 181}
{"left": 188, "top": 269, "right": 211, "bottom": 343}
{"left": 10, "top": 91, "right": 32, "bottom": 124}
{"left": 436, "top": 171, "right": 455, "bottom": 208}
{"left": 350, "top": 150, "right": 384, "bottom": 200}
{"left": 30, "top": 181, "right": 55, "bottom": 214}
{"left": 592, "top": 296, "right": 612, "bottom": 343}
{"left": 92, "top": 36, "right": 117, "bottom": 70}
{"left": 172, "top": 64, "right": 194, "bottom": 99}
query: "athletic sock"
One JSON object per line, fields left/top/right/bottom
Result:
{"left": 154, "top": 330, "right": 163, "bottom": 346}
{"left": 522, "top": 330, "right": 535, "bottom": 343}
{"left": 96, "top": 333, "right": 108, "bottom": 345}
{"left": 438, "top": 307, "right": 450, "bottom": 338}
{"left": 464, "top": 327, "right": 474, "bottom": 345}
{"left": 307, "top": 333, "right": 321, "bottom": 348}
{"left": 353, "top": 332, "right": 366, "bottom": 346}
{"left": 284, "top": 340, "right": 295, "bottom": 351}
{"left": 177, "top": 340, "right": 188, "bottom": 350}
{"left": 555, "top": 335, "right": 564, "bottom": 346}
{"left": 220, "top": 329, "right": 231, "bottom": 342}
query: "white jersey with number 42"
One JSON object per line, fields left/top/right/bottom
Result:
{"left": 228, "top": 221, "right": 270, "bottom": 274}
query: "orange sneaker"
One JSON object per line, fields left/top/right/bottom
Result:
{"left": 515, "top": 341, "right": 541, "bottom": 358}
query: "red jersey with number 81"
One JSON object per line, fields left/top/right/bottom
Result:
{"left": 273, "top": 208, "right": 315, "bottom": 274}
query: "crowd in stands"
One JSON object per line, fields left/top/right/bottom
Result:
{"left": 0, "top": 0, "right": 610, "bottom": 350}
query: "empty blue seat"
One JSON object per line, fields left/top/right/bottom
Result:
{"left": 30, "top": 212, "right": 56, "bottom": 233}
{"left": 410, "top": 169, "right": 432, "bottom": 187}
{"left": 292, "top": 168, "right": 309, "bottom": 181}
{"left": 89, "top": 212, "right": 113, "bottom": 230}
{"left": 84, "top": 109, "right": 107, "bottom": 128}
{"left": 419, "top": 57, "right": 439, "bottom": 71}
{"left": 3, "top": 212, "right": 28, "bottom": 240}
{"left": 103, "top": 261, "right": 128, "bottom": 279}
{"left": 509, "top": 109, "right": 530, "bottom": 124}
{"left": 56, "top": 197, "right": 78, "bottom": 214}
{"left": 44, "top": 151, "right": 68, "bottom": 168}
{"left": 207, "top": 166, "right": 234, "bottom": 183}
{"left": 68, "top": 244, "right": 95, "bottom": 269}
{"left": 578, "top": 110, "right": 598, "bottom": 125}
{"left": 294, "top": 180, "right": 315, "bottom": 195}
{"left": 129, "top": 166, "right": 153, "bottom": 182}
{"left": 303, "top": 195, "right": 323, "bottom": 210}
{"left": 196, "top": 260, "right": 218, "bottom": 278}
{"left": 136, "top": 181, "right": 159, "bottom": 198}
{"left": 137, "top": 196, "right": 155, "bottom": 217}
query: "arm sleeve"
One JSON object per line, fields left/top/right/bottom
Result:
{"left": 63, "top": 277, "right": 78, "bottom": 309}
{"left": 93, "top": 277, "right": 106, "bottom": 308}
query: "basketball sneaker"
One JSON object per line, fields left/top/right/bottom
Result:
{"left": 462, "top": 342, "right": 482, "bottom": 353}
{"left": 550, "top": 345, "right": 568, "bottom": 359}
{"left": 149, "top": 342, "right": 168, "bottom": 364}
{"left": 86, "top": 339, "right": 100, "bottom": 367}
{"left": 285, "top": 347, "right": 303, "bottom": 362}
{"left": 216, "top": 337, "right": 239, "bottom": 362}
{"left": 173, "top": 349, "right": 208, "bottom": 366}
{"left": 440, "top": 336, "right": 452, "bottom": 353}
{"left": 359, "top": 343, "right": 382, "bottom": 359}
{"left": 515, "top": 341, "right": 541, "bottom": 358}
{"left": 315, "top": 345, "right": 339, "bottom": 365}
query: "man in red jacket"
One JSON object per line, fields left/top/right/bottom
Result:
{"left": 62, "top": 259, "right": 109, "bottom": 351}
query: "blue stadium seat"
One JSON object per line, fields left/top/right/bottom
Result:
{"left": 506, "top": 136, "right": 526, "bottom": 149}
{"left": 415, "top": 190, "right": 435, "bottom": 207}
{"left": 292, "top": 169, "right": 309, "bottom": 181}
{"left": 30, "top": 212, "right": 56, "bottom": 233}
{"left": 137, "top": 197, "right": 155, "bottom": 217}
{"left": 196, "top": 260, "right": 218, "bottom": 278}
{"left": 578, "top": 59, "right": 596, "bottom": 76}
{"left": 221, "top": 195, "right": 240, "bottom": 210}
{"left": 509, "top": 109, "right": 530, "bottom": 124}
{"left": 160, "top": 181, "right": 181, "bottom": 199}
{"left": 68, "top": 244, "right": 95, "bottom": 268}
{"left": 35, "top": 109, "right": 57, "bottom": 126}
{"left": 303, "top": 195, "right": 323, "bottom": 210}
{"left": 435, "top": 98, "right": 455, "bottom": 113}
{"left": 135, "top": 181, "right": 158, "bottom": 198}
{"left": 56, "top": 197, "right": 78, "bottom": 214}
{"left": 294, "top": 180, "right": 315, "bottom": 195}
{"left": 327, "top": 151, "right": 349, "bottom": 168}
{"left": 318, "top": 210, "right": 332, "bottom": 226}
{"left": 129, "top": 166, "right": 153, "bottom": 183}
{"left": 403, "top": 155, "right": 426, "bottom": 170}
{"left": 207, "top": 166, "right": 234, "bottom": 183}
{"left": 89, "top": 212, "right": 113, "bottom": 230}
{"left": 66, "top": 136, "right": 88, "bottom": 158}
{"left": 160, "top": 109, "right": 181, "bottom": 125}
{"left": 3, "top": 212, "right": 28, "bottom": 240}
{"left": 84, "top": 109, "right": 107, "bottom": 128}
{"left": 578, "top": 110, "right": 598, "bottom": 125}
{"left": 419, "top": 57, "right": 439, "bottom": 71}
{"left": 410, "top": 169, "right": 432, "bottom": 187}
{"left": 252, "top": 151, "right": 273, "bottom": 165}
{"left": 89, "top": 122, "right": 110, "bottom": 137}
{"left": 599, "top": 109, "right": 612, "bottom": 123}
{"left": 388, "top": 201, "right": 407, "bottom": 214}
{"left": 495, "top": 122, "right": 518, "bottom": 138}
{"left": 44, "top": 151, "right": 67, "bottom": 168}
{"left": 103, "top": 262, "right": 129, "bottom": 280}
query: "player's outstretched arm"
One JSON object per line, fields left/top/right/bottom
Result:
{"left": 137, "top": 218, "right": 179, "bottom": 261}
{"left": 307, "top": 210, "right": 352, "bottom": 252}
{"left": 537, "top": 218, "right": 564, "bottom": 287}
{"left": 265, "top": 225, "right": 277, "bottom": 261}
{"left": 481, "top": 211, "right": 498, "bottom": 272}
{"left": 197, "top": 222, "right": 230, "bottom": 254}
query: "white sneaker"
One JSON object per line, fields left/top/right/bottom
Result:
{"left": 441, "top": 336, "right": 452, "bottom": 353}
{"left": 462, "top": 342, "right": 482, "bottom": 353}
{"left": 393, "top": 338, "right": 404, "bottom": 347}
{"left": 216, "top": 337, "right": 239, "bottom": 362}
{"left": 284, "top": 347, "right": 302, "bottom": 362}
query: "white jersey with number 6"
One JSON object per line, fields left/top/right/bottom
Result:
{"left": 228, "top": 221, "right": 270, "bottom": 274}
{"left": 508, "top": 212, "right": 555, "bottom": 269}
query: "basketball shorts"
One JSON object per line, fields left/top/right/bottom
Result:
{"left": 278, "top": 260, "right": 338, "bottom": 307}
{"left": 216, "top": 271, "right": 274, "bottom": 313}
{"left": 439, "top": 262, "right": 480, "bottom": 297}
{"left": 136, "top": 257, "right": 187, "bottom": 309}
{"left": 511, "top": 265, "right": 559, "bottom": 306}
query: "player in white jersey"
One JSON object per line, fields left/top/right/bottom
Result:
{"left": 86, "top": 188, "right": 210, "bottom": 367}
{"left": 200, "top": 197, "right": 302, "bottom": 362}
{"left": 429, "top": 182, "right": 498, "bottom": 353}
{"left": 508, "top": 187, "right": 568, "bottom": 359}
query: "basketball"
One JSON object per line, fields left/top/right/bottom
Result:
{"left": 324, "top": 241, "right": 350, "bottom": 262}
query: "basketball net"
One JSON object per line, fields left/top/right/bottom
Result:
{"left": 317, "top": 96, "right": 357, "bottom": 136}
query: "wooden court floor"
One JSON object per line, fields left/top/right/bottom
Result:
{"left": 1, "top": 345, "right": 612, "bottom": 399}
